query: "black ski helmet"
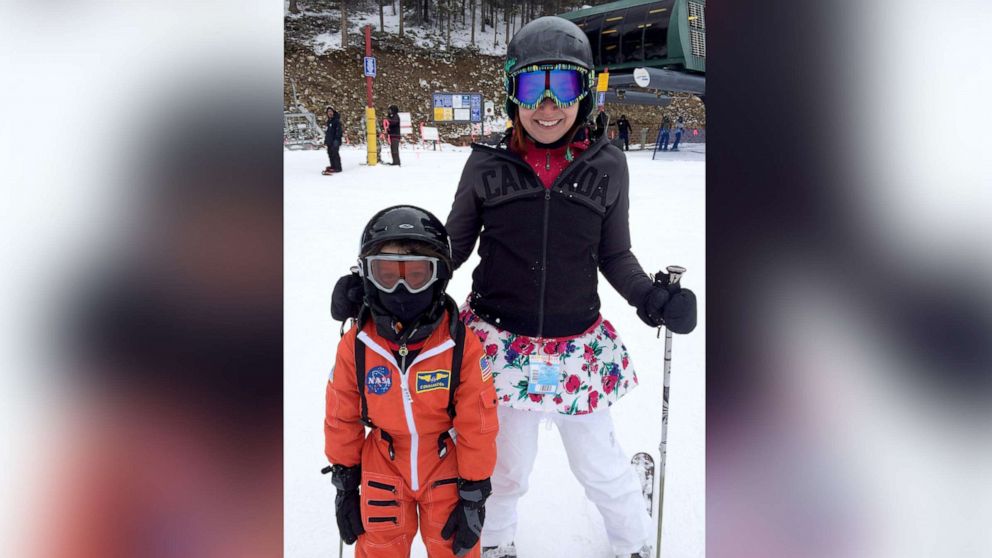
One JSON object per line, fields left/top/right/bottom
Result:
{"left": 357, "top": 205, "right": 453, "bottom": 322}
{"left": 504, "top": 16, "right": 596, "bottom": 123}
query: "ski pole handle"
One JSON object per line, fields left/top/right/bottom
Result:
{"left": 656, "top": 266, "right": 687, "bottom": 338}
{"left": 666, "top": 265, "right": 686, "bottom": 286}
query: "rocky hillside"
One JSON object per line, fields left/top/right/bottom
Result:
{"left": 284, "top": 10, "right": 705, "bottom": 145}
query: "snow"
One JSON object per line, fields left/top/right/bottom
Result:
{"left": 285, "top": 143, "right": 705, "bottom": 557}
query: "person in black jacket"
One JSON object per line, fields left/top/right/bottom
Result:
{"left": 615, "top": 114, "right": 632, "bottom": 151}
{"left": 593, "top": 107, "right": 609, "bottom": 141}
{"left": 324, "top": 106, "right": 343, "bottom": 174}
{"left": 386, "top": 105, "right": 401, "bottom": 166}
{"left": 446, "top": 17, "right": 695, "bottom": 558}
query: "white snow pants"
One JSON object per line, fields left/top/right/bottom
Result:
{"left": 481, "top": 406, "right": 653, "bottom": 555}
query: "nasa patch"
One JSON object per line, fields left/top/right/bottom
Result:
{"left": 366, "top": 366, "right": 392, "bottom": 395}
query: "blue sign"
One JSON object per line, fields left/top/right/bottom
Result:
{"left": 363, "top": 56, "right": 376, "bottom": 77}
{"left": 366, "top": 366, "right": 391, "bottom": 394}
{"left": 597, "top": 91, "right": 606, "bottom": 106}
{"left": 431, "top": 92, "right": 484, "bottom": 122}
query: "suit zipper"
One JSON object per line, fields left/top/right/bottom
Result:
{"left": 397, "top": 344, "right": 420, "bottom": 491}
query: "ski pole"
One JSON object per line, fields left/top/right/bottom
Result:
{"left": 655, "top": 265, "right": 685, "bottom": 558}
{"left": 328, "top": 314, "right": 356, "bottom": 558}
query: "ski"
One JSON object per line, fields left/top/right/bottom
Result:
{"left": 631, "top": 452, "right": 656, "bottom": 516}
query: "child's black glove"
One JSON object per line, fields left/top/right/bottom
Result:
{"left": 330, "top": 464, "right": 364, "bottom": 545}
{"left": 331, "top": 270, "right": 364, "bottom": 321}
{"left": 636, "top": 272, "right": 697, "bottom": 334}
{"left": 441, "top": 478, "right": 492, "bottom": 557}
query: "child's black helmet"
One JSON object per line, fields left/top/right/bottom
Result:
{"left": 359, "top": 205, "right": 451, "bottom": 265}
{"left": 358, "top": 205, "right": 453, "bottom": 325}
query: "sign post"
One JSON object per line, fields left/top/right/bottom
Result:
{"left": 596, "top": 67, "right": 610, "bottom": 109}
{"left": 364, "top": 25, "right": 377, "bottom": 166}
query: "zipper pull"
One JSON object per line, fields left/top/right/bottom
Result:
{"left": 545, "top": 150, "right": 551, "bottom": 171}
{"left": 398, "top": 344, "right": 408, "bottom": 357}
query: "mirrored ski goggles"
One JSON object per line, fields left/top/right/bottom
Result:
{"left": 507, "top": 65, "right": 594, "bottom": 110}
{"left": 362, "top": 255, "right": 440, "bottom": 294}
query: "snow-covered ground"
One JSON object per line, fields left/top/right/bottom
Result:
{"left": 285, "top": 143, "right": 705, "bottom": 557}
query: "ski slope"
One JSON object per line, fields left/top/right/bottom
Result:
{"left": 285, "top": 143, "right": 705, "bottom": 557}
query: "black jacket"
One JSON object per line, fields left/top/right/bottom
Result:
{"left": 387, "top": 113, "right": 401, "bottom": 137}
{"left": 616, "top": 117, "right": 631, "bottom": 135}
{"left": 325, "top": 113, "right": 343, "bottom": 145}
{"left": 446, "top": 136, "right": 654, "bottom": 338}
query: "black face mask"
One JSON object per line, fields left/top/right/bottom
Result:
{"left": 379, "top": 284, "right": 435, "bottom": 327}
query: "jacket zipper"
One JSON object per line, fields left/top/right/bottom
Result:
{"left": 397, "top": 344, "right": 420, "bottom": 491}
{"left": 537, "top": 188, "right": 551, "bottom": 337}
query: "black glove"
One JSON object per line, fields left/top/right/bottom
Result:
{"left": 636, "top": 273, "right": 697, "bottom": 334}
{"left": 331, "top": 269, "right": 364, "bottom": 321}
{"left": 441, "top": 478, "right": 491, "bottom": 557}
{"left": 330, "top": 464, "right": 364, "bottom": 545}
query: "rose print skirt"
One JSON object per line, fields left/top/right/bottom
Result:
{"left": 459, "top": 303, "right": 638, "bottom": 415}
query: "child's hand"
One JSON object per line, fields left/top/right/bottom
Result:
{"left": 442, "top": 478, "right": 492, "bottom": 556}
{"left": 331, "top": 270, "right": 364, "bottom": 321}
{"left": 329, "top": 464, "right": 364, "bottom": 544}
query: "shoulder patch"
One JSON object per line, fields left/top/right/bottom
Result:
{"left": 415, "top": 369, "right": 451, "bottom": 393}
{"left": 480, "top": 356, "right": 493, "bottom": 383}
{"left": 366, "top": 366, "right": 392, "bottom": 395}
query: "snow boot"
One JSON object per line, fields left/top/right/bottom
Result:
{"left": 482, "top": 542, "right": 517, "bottom": 557}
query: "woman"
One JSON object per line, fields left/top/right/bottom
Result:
{"left": 445, "top": 16, "right": 696, "bottom": 558}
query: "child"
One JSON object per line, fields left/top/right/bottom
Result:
{"left": 324, "top": 205, "right": 499, "bottom": 558}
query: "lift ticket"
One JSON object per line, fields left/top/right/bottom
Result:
{"left": 527, "top": 354, "right": 562, "bottom": 395}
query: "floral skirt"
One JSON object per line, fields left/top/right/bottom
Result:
{"left": 459, "top": 303, "right": 638, "bottom": 415}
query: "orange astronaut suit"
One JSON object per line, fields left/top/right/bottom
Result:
{"left": 325, "top": 312, "right": 499, "bottom": 557}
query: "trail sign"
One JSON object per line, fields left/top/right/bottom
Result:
{"left": 364, "top": 57, "right": 376, "bottom": 77}
{"left": 431, "top": 92, "right": 483, "bottom": 123}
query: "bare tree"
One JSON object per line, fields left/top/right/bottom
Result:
{"left": 341, "top": 0, "right": 348, "bottom": 48}
{"left": 493, "top": 0, "right": 498, "bottom": 48}
{"left": 471, "top": 0, "right": 476, "bottom": 45}
{"left": 399, "top": 0, "right": 404, "bottom": 36}
{"left": 379, "top": 0, "right": 385, "bottom": 31}
{"left": 504, "top": 0, "right": 509, "bottom": 45}
{"left": 446, "top": 0, "right": 451, "bottom": 47}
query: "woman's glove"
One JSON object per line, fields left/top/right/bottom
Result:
{"left": 441, "top": 478, "right": 492, "bottom": 557}
{"left": 330, "top": 464, "right": 365, "bottom": 545}
{"left": 331, "top": 270, "right": 364, "bottom": 321}
{"left": 636, "top": 273, "right": 697, "bottom": 334}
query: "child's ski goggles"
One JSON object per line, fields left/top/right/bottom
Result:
{"left": 506, "top": 64, "right": 594, "bottom": 110}
{"left": 361, "top": 254, "right": 440, "bottom": 293}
